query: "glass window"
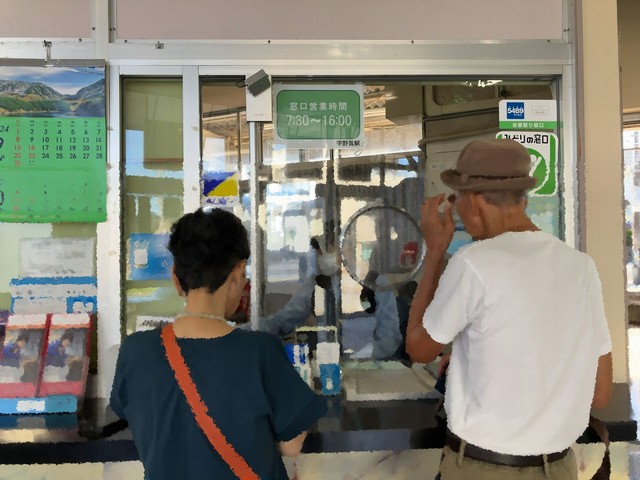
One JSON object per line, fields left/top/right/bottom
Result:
{"left": 200, "top": 80, "right": 252, "bottom": 322}
{"left": 122, "top": 78, "right": 184, "bottom": 335}
{"left": 623, "top": 125, "right": 640, "bottom": 293}
{"left": 259, "top": 78, "right": 559, "bottom": 360}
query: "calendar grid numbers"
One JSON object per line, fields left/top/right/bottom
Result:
{"left": 0, "top": 117, "right": 107, "bottom": 223}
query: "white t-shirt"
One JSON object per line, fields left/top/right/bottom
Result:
{"left": 423, "top": 231, "right": 612, "bottom": 455}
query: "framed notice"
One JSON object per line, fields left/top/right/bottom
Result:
{"left": 0, "top": 64, "right": 107, "bottom": 223}
{"left": 274, "top": 84, "right": 364, "bottom": 149}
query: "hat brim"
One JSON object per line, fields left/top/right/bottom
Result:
{"left": 440, "top": 169, "right": 537, "bottom": 192}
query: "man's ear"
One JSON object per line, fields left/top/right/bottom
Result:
{"left": 231, "top": 260, "right": 247, "bottom": 284}
{"left": 468, "top": 192, "right": 483, "bottom": 216}
{"left": 171, "top": 267, "right": 185, "bottom": 297}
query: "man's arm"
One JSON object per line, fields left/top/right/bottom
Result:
{"left": 278, "top": 431, "right": 307, "bottom": 457}
{"left": 258, "top": 275, "right": 317, "bottom": 335}
{"left": 592, "top": 352, "right": 613, "bottom": 410}
{"left": 406, "top": 251, "right": 447, "bottom": 363}
{"left": 405, "top": 194, "right": 454, "bottom": 363}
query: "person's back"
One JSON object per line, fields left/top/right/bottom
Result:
{"left": 435, "top": 230, "right": 610, "bottom": 455}
{"left": 112, "top": 328, "right": 325, "bottom": 480}
{"left": 406, "top": 139, "right": 612, "bottom": 480}
{"left": 110, "top": 208, "right": 327, "bottom": 480}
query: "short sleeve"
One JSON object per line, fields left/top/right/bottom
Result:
{"left": 109, "top": 339, "right": 130, "bottom": 420}
{"left": 423, "top": 253, "right": 484, "bottom": 345}
{"left": 261, "top": 335, "right": 327, "bottom": 442}
{"left": 587, "top": 260, "right": 612, "bottom": 357}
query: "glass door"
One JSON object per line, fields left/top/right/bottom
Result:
{"left": 257, "top": 78, "right": 560, "bottom": 361}
{"left": 121, "top": 78, "right": 184, "bottom": 335}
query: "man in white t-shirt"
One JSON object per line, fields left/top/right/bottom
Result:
{"left": 406, "top": 139, "right": 613, "bottom": 480}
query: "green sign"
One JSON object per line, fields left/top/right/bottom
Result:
{"left": 274, "top": 85, "right": 364, "bottom": 149}
{"left": 496, "top": 131, "right": 558, "bottom": 196}
{"left": 499, "top": 120, "right": 557, "bottom": 130}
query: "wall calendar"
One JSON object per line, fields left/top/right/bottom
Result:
{"left": 0, "top": 65, "right": 107, "bottom": 223}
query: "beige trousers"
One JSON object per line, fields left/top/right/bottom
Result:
{"left": 438, "top": 445, "right": 578, "bottom": 480}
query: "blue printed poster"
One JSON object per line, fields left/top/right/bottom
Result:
{"left": 202, "top": 171, "right": 239, "bottom": 206}
{"left": 128, "top": 233, "right": 172, "bottom": 281}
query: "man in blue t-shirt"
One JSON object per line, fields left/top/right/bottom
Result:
{"left": 46, "top": 331, "right": 74, "bottom": 367}
{"left": 1, "top": 332, "right": 28, "bottom": 367}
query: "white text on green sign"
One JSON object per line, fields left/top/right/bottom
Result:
{"left": 274, "top": 85, "right": 364, "bottom": 149}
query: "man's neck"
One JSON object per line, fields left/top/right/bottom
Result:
{"left": 481, "top": 207, "right": 539, "bottom": 239}
{"left": 173, "top": 288, "right": 234, "bottom": 339}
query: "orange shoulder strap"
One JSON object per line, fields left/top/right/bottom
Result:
{"left": 161, "top": 325, "right": 259, "bottom": 480}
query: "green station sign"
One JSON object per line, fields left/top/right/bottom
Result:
{"left": 496, "top": 131, "right": 558, "bottom": 196}
{"left": 274, "top": 85, "right": 364, "bottom": 149}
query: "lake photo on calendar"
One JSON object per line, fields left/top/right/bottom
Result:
{"left": 0, "top": 66, "right": 105, "bottom": 118}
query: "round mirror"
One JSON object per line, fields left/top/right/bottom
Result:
{"left": 340, "top": 204, "right": 424, "bottom": 291}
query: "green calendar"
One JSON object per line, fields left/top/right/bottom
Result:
{"left": 0, "top": 65, "right": 107, "bottom": 223}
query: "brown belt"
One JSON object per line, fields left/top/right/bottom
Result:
{"left": 445, "top": 431, "right": 570, "bottom": 468}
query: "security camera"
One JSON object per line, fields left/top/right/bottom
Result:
{"left": 245, "top": 69, "right": 271, "bottom": 96}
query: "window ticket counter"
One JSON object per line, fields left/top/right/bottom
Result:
{"left": 0, "top": 386, "right": 635, "bottom": 465}
{"left": 0, "top": 73, "right": 635, "bottom": 470}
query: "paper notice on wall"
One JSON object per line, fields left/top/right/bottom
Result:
{"left": 128, "top": 234, "right": 172, "bottom": 281}
{"left": 10, "top": 277, "right": 97, "bottom": 314}
{"left": 19, "top": 238, "right": 95, "bottom": 277}
{"left": 202, "top": 171, "right": 240, "bottom": 207}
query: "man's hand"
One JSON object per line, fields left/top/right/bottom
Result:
{"left": 421, "top": 194, "right": 455, "bottom": 254}
{"left": 405, "top": 195, "right": 454, "bottom": 363}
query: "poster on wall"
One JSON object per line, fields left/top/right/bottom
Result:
{"left": 202, "top": 171, "right": 240, "bottom": 208}
{"left": 0, "top": 65, "right": 107, "bottom": 223}
{"left": 19, "top": 238, "right": 95, "bottom": 277}
{"left": 9, "top": 276, "right": 97, "bottom": 315}
{"left": 128, "top": 233, "right": 173, "bottom": 281}
{"left": 40, "top": 313, "right": 92, "bottom": 397}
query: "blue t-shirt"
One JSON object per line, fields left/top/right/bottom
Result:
{"left": 110, "top": 328, "right": 327, "bottom": 480}
{"left": 1, "top": 343, "right": 22, "bottom": 367}
{"left": 2, "top": 343, "right": 21, "bottom": 360}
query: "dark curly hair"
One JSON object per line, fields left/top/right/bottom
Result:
{"left": 16, "top": 332, "right": 29, "bottom": 343}
{"left": 168, "top": 208, "right": 250, "bottom": 295}
{"left": 61, "top": 331, "right": 75, "bottom": 343}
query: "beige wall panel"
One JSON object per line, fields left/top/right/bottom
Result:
{"left": 618, "top": 0, "right": 640, "bottom": 111}
{"left": 5, "top": 0, "right": 92, "bottom": 38}
{"left": 115, "top": 0, "right": 563, "bottom": 41}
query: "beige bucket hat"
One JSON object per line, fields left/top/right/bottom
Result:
{"left": 440, "top": 139, "right": 537, "bottom": 192}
